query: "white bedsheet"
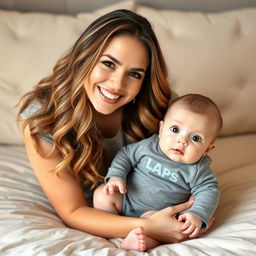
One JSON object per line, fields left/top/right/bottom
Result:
{"left": 0, "top": 144, "right": 255, "bottom": 256}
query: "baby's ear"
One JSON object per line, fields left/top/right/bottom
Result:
{"left": 204, "top": 143, "right": 216, "bottom": 155}
{"left": 159, "top": 120, "right": 164, "bottom": 137}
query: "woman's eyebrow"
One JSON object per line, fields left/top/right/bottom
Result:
{"left": 103, "top": 54, "right": 121, "bottom": 65}
{"left": 103, "top": 54, "right": 146, "bottom": 73}
{"left": 131, "top": 67, "right": 146, "bottom": 73}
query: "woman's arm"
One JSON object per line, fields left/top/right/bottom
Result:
{"left": 23, "top": 123, "right": 196, "bottom": 242}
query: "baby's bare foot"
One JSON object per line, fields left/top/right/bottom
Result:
{"left": 120, "top": 226, "right": 146, "bottom": 251}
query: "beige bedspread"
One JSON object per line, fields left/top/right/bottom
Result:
{"left": 0, "top": 139, "right": 255, "bottom": 255}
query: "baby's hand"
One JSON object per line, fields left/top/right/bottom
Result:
{"left": 103, "top": 177, "right": 127, "bottom": 196}
{"left": 178, "top": 212, "right": 203, "bottom": 238}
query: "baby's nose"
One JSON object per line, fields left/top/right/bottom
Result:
{"left": 177, "top": 135, "right": 188, "bottom": 146}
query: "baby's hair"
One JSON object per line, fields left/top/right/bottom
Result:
{"left": 169, "top": 93, "right": 223, "bottom": 135}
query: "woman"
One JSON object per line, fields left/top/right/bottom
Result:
{"left": 18, "top": 9, "right": 209, "bottom": 243}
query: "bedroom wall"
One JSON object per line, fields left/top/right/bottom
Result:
{"left": 1, "top": 0, "right": 256, "bottom": 14}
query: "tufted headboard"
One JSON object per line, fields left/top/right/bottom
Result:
{"left": 0, "top": 0, "right": 256, "bottom": 144}
{"left": 1, "top": 0, "right": 256, "bottom": 14}
{"left": 137, "top": 6, "right": 256, "bottom": 136}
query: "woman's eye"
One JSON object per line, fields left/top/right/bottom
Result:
{"left": 129, "top": 71, "right": 142, "bottom": 79}
{"left": 170, "top": 126, "right": 180, "bottom": 133}
{"left": 101, "top": 60, "right": 114, "bottom": 68}
{"left": 191, "top": 134, "right": 202, "bottom": 143}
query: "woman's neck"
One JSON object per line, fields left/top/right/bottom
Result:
{"left": 94, "top": 108, "right": 123, "bottom": 138}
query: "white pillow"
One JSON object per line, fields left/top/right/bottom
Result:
{"left": 0, "top": 1, "right": 134, "bottom": 144}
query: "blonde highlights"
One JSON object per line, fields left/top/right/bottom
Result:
{"left": 17, "top": 10, "right": 171, "bottom": 188}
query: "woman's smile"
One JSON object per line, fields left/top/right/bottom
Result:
{"left": 98, "top": 86, "right": 122, "bottom": 103}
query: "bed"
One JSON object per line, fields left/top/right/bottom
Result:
{"left": 0, "top": 1, "right": 256, "bottom": 255}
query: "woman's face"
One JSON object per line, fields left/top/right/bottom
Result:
{"left": 84, "top": 34, "right": 149, "bottom": 115}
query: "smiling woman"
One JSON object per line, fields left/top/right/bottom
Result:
{"left": 16, "top": 9, "right": 201, "bottom": 244}
{"left": 84, "top": 34, "right": 149, "bottom": 116}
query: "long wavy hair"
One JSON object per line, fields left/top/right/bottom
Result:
{"left": 17, "top": 9, "right": 171, "bottom": 188}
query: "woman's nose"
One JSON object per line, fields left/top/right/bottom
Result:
{"left": 110, "top": 71, "right": 125, "bottom": 90}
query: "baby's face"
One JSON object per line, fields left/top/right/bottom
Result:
{"left": 159, "top": 105, "right": 216, "bottom": 164}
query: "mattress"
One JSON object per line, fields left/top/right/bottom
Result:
{"left": 0, "top": 144, "right": 255, "bottom": 255}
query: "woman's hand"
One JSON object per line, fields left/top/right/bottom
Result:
{"left": 143, "top": 200, "right": 193, "bottom": 243}
{"left": 142, "top": 200, "right": 214, "bottom": 243}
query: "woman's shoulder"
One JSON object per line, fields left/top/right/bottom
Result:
{"left": 20, "top": 101, "right": 54, "bottom": 145}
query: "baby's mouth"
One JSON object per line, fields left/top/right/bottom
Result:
{"left": 171, "top": 148, "right": 184, "bottom": 155}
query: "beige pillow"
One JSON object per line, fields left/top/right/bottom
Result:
{"left": 0, "top": 1, "right": 134, "bottom": 144}
{"left": 136, "top": 6, "right": 256, "bottom": 136}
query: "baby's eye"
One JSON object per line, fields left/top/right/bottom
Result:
{"left": 170, "top": 125, "right": 180, "bottom": 133}
{"left": 129, "top": 71, "right": 142, "bottom": 80}
{"left": 101, "top": 60, "right": 115, "bottom": 68}
{"left": 190, "top": 134, "right": 202, "bottom": 143}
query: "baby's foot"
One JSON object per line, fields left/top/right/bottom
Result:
{"left": 120, "top": 226, "right": 146, "bottom": 251}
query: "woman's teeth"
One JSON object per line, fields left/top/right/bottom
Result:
{"left": 100, "top": 87, "right": 120, "bottom": 100}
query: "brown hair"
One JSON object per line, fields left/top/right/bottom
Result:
{"left": 17, "top": 9, "right": 171, "bottom": 188}
{"left": 169, "top": 93, "right": 223, "bottom": 135}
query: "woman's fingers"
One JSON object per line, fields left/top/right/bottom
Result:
{"left": 169, "top": 200, "right": 194, "bottom": 216}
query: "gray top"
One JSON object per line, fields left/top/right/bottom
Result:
{"left": 105, "top": 134, "right": 220, "bottom": 227}
{"left": 21, "top": 101, "right": 126, "bottom": 204}
{"left": 21, "top": 101, "right": 54, "bottom": 145}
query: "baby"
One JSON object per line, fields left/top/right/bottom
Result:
{"left": 94, "top": 93, "right": 223, "bottom": 251}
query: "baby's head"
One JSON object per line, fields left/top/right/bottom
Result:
{"left": 159, "top": 94, "right": 223, "bottom": 164}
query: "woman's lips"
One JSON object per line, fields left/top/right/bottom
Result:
{"left": 98, "top": 86, "right": 121, "bottom": 103}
